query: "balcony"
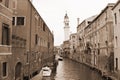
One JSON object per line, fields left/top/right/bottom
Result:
{"left": 0, "top": 45, "right": 12, "bottom": 55}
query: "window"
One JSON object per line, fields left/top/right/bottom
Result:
{"left": 35, "top": 34, "right": 38, "bottom": 45}
{"left": 73, "top": 46, "right": 75, "bottom": 49}
{"left": 98, "top": 43, "right": 100, "bottom": 47}
{"left": 2, "top": 23, "right": 10, "bottom": 45}
{"left": 105, "top": 41, "right": 108, "bottom": 46}
{"left": 119, "top": 9, "right": 120, "bottom": 16}
{"left": 98, "top": 43, "right": 100, "bottom": 55}
{"left": 105, "top": 11, "right": 107, "bottom": 20}
{"left": 43, "top": 23, "right": 45, "bottom": 31}
{"left": 5, "top": 0, "right": 9, "bottom": 8}
{"left": 116, "top": 58, "right": 118, "bottom": 70}
{"left": 48, "top": 42, "right": 50, "bottom": 48}
{"left": 115, "top": 36, "right": 118, "bottom": 47}
{"left": 13, "top": 1, "right": 15, "bottom": 8}
{"left": 38, "top": 18, "right": 40, "bottom": 26}
{"left": 2, "top": 62, "right": 7, "bottom": 77}
{"left": 66, "top": 23, "right": 69, "bottom": 25}
{"left": 12, "top": 17, "right": 15, "bottom": 25}
{"left": 17, "top": 17, "right": 25, "bottom": 25}
{"left": 72, "top": 36, "right": 75, "bottom": 39}
{"left": 12, "top": 0, "right": 17, "bottom": 9}
{"left": 35, "top": 17, "right": 37, "bottom": 28}
{"left": 38, "top": 37, "right": 40, "bottom": 46}
{"left": 105, "top": 41, "right": 108, "bottom": 55}
{"left": 12, "top": 17, "right": 25, "bottom": 26}
{"left": 88, "top": 21, "right": 91, "bottom": 24}
{"left": 114, "top": 13, "right": 117, "bottom": 24}
{"left": 26, "top": 51, "right": 29, "bottom": 63}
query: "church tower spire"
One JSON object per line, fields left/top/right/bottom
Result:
{"left": 64, "top": 12, "right": 70, "bottom": 41}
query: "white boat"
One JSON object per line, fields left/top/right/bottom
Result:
{"left": 42, "top": 66, "right": 52, "bottom": 77}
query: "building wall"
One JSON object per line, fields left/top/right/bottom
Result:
{"left": 11, "top": 0, "right": 54, "bottom": 80}
{"left": 0, "top": 1, "right": 13, "bottom": 80}
{"left": 113, "top": 1, "right": 120, "bottom": 72}
{"left": 84, "top": 4, "right": 114, "bottom": 73}
{"left": 12, "top": 0, "right": 30, "bottom": 79}
{"left": 69, "top": 33, "right": 77, "bottom": 60}
{"left": 62, "top": 40, "right": 70, "bottom": 57}
{"left": 77, "top": 20, "right": 86, "bottom": 55}
{"left": 77, "top": 20, "right": 86, "bottom": 63}
{"left": 76, "top": 15, "right": 97, "bottom": 63}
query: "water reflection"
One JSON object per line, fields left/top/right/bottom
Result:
{"left": 44, "top": 58, "right": 103, "bottom": 80}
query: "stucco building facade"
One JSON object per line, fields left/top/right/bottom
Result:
{"left": 0, "top": 1, "right": 13, "bottom": 80}
{"left": 0, "top": 0, "right": 54, "bottom": 80}
{"left": 84, "top": 3, "right": 114, "bottom": 74}
{"left": 77, "top": 15, "right": 97, "bottom": 63}
{"left": 11, "top": 0, "right": 54, "bottom": 80}
{"left": 62, "top": 40, "right": 70, "bottom": 58}
{"left": 69, "top": 33, "right": 77, "bottom": 60}
{"left": 113, "top": 0, "right": 120, "bottom": 78}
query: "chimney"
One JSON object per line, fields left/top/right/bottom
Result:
{"left": 77, "top": 18, "right": 80, "bottom": 26}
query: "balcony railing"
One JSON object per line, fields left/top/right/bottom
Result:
{"left": 0, "top": 45, "right": 12, "bottom": 55}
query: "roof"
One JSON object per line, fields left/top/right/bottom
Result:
{"left": 112, "top": 0, "right": 120, "bottom": 10}
{"left": 84, "top": 3, "right": 115, "bottom": 30}
{"left": 77, "top": 15, "right": 97, "bottom": 29}
{"left": 28, "top": 1, "right": 53, "bottom": 36}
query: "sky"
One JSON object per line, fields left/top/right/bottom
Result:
{"left": 32, "top": 0, "right": 117, "bottom": 46}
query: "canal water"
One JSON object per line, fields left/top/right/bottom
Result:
{"left": 43, "top": 58, "right": 103, "bottom": 80}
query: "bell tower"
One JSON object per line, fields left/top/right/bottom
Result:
{"left": 64, "top": 13, "right": 70, "bottom": 41}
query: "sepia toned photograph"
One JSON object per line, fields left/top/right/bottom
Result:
{"left": 0, "top": 0, "right": 120, "bottom": 80}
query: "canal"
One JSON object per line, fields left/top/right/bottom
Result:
{"left": 43, "top": 58, "right": 103, "bottom": 80}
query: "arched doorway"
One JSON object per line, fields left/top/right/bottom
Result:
{"left": 15, "top": 62, "right": 22, "bottom": 80}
